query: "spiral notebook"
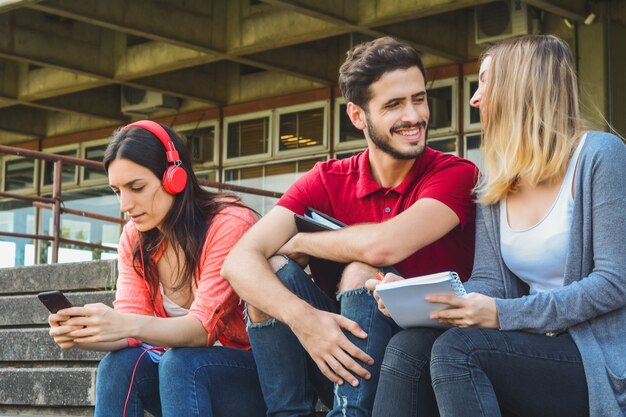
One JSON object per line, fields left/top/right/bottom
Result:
{"left": 376, "top": 271, "right": 466, "bottom": 329}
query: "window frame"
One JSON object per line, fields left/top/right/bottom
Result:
{"left": 1, "top": 154, "right": 39, "bottom": 194}
{"left": 427, "top": 135, "right": 459, "bottom": 156}
{"left": 39, "top": 144, "right": 80, "bottom": 192}
{"left": 176, "top": 119, "right": 219, "bottom": 169}
{"left": 463, "top": 132, "right": 484, "bottom": 171}
{"left": 333, "top": 97, "right": 367, "bottom": 151}
{"left": 80, "top": 138, "right": 111, "bottom": 187}
{"left": 273, "top": 100, "right": 329, "bottom": 158}
{"left": 464, "top": 74, "right": 482, "bottom": 131}
{"left": 223, "top": 110, "right": 273, "bottom": 166}
{"left": 426, "top": 77, "right": 458, "bottom": 137}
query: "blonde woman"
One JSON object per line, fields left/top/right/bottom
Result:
{"left": 369, "top": 35, "right": 626, "bottom": 417}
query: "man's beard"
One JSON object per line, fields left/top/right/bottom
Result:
{"left": 365, "top": 114, "right": 427, "bottom": 160}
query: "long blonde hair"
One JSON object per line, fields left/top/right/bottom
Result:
{"left": 477, "top": 35, "right": 587, "bottom": 204}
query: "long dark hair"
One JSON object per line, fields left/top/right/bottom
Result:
{"left": 103, "top": 123, "right": 252, "bottom": 304}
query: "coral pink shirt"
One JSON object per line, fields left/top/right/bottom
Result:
{"left": 113, "top": 204, "right": 257, "bottom": 349}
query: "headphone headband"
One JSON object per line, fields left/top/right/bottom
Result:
{"left": 124, "top": 120, "right": 180, "bottom": 163}
{"left": 121, "top": 119, "right": 188, "bottom": 194}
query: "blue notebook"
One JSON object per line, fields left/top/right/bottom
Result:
{"left": 375, "top": 271, "right": 466, "bottom": 329}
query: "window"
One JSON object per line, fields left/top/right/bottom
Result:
{"left": 427, "top": 78, "right": 458, "bottom": 136}
{"left": 224, "top": 157, "right": 324, "bottom": 214}
{"left": 82, "top": 140, "right": 109, "bottom": 184}
{"left": 177, "top": 121, "right": 218, "bottom": 167}
{"left": 334, "top": 98, "right": 366, "bottom": 150}
{"left": 276, "top": 101, "right": 327, "bottom": 156}
{"left": 41, "top": 147, "right": 78, "bottom": 188}
{"left": 224, "top": 111, "right": 272, "bottom": 164}
{"left": 464, "top": 75, "right": 481, "bottom": 131}
{"left": 428, "top": 136, "right": 458, "bottom": 155}
{"left": 464, "top": 133, "right": 484, "bottom": 172}
{"left": 39, "top": 187, "right": 121, "bottom": 263}
{"left": 196, "top": 170, "right": 219, "bottom": 183}
{"left": 3, "top": 157, "right": 37, "bottom": 193}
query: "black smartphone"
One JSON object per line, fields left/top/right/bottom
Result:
{"left": 37, "top": 290, "right": 74, "bottom": 313}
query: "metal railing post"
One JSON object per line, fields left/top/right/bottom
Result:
{"left": 51, "top": 160, "right": 63, "bottom": 263}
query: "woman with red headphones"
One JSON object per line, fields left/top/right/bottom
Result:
{"left": 46, "top": 121, "right": 267, "bottom": 417}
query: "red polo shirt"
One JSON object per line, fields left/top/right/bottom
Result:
{"left": 277, "top": 147, "right": 477, "bottom": 296}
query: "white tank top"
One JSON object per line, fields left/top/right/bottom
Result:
{"left": 500, "top": 134, "right": 586, "bottom": 294}
{"left": 160, "top": 284, "right": 190, "bottom": 317}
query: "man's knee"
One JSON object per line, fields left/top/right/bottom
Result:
{"left": 246, "top": 304, "right": 273, "bottom": 324}
{"left": 338, "top": 262, "right": 378, "bottom": 292}
{"left": 268, "top": 255, "right": 289, "bottom": 272}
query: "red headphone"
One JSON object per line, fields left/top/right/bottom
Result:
{"left": 123, "top": 120, "right": 188, "bottom": 194}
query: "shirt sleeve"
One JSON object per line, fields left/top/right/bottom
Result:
{"left": 418, "top": 160, "right": 478, "bottom": 229}
{"left": 276, "top": 163, "right": 326, "bottom": 216}
{"left": 113, "top": 222, "right": 155, "bottom": 316}
{"left": 187, "top": 205, "right": 257, "bottom": 346}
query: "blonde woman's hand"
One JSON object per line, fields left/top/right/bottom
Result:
{"left": 428, "top": 293, "right": 499, "bottom": 328}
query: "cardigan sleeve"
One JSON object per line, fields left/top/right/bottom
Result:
{"left": 187, "top": 205, "right": 257, "bottom": 346}
{"left": 496, "top": 134, "right": 626, "bottom": 333}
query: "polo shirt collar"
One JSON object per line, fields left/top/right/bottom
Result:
{"left": 356, "top": 147, "right": 433, "bottom": 198}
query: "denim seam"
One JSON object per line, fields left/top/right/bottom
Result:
{"left": 335, "top": 286, "right": 370, "bottom": 301}
{"left": 244, "top": 302, "right": 278, "bottom": 328}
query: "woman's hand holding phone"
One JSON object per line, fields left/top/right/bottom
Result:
{"left": 58, "top": 303, "right": 130, "bottom": 344}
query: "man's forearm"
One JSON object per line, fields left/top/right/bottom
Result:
{"left": 222, "top": 249, "right": 314, "bottom": 327}
{"left": 291, "top": 226, "right": 388, "bottom": 266}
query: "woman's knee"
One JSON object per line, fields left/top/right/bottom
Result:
{"left": 97, "top": 349, "right": 140, "bottom": 379}
{"left": 382, "top": 328, "right": 442, "bottom": 372}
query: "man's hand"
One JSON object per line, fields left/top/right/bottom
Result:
{"left": 290, "top": 307, "right": 374, "bottom": 387}
{"left": 428, "top": 293, "right": 499, "bottom": 328}
{"left": 365, "top": 272, "right": 404, "bottom": 317}
{"left": 276, "top": 234, "right": 309, "bottom": 268}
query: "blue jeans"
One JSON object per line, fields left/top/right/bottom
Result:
{"left": 95, "top": 346, "right": 266, "bottom": 417}
{"left": 247, "top": 258, "right": 400, "bottom": 417}
{"left": 372, "top": 327, "right": 589, "bottom": 417}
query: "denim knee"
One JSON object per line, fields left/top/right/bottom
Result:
{"left": 382, "top": 329, "right": 441, "bottom": 375}
{"left": 430, "top": 328, "right": 477, "bottom": 385}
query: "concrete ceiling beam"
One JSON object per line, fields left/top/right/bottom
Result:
{"left": 524, "top": 0, "right": 587, "bottom": 22}
{"left": 134, "top": 68, "right": 225, "bottom": 107}
{"left": 28, "top": 0, "right": 219, "bottom": 53}
{"left": 34, "top": 87, "right": 128, "bottom": 122}
{"left": 28, "top": 0, "right": 335, "bottom": 87}
{"left": 245, "top": 42, "right": 340, "bottom": 86}
{"left": 0, "top": 0, "right": 42, "bottom": 13}
{"left": 0, "top": 106, "right": 46, "bottom": 136}
{"left": 258, "top": 0, "right": 467, "bottom": 61}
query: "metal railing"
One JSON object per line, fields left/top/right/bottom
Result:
{"left": 0, "top": 144, "right": 282, "bottom": 264}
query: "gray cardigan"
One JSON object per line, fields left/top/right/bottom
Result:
{"left": 464, "top": 131, "right": 626, "bottom": 417}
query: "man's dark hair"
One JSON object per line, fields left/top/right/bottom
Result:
{"left": 338, "top": 37, "right": 426, "bottom": 110}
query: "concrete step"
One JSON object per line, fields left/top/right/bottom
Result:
{"left": 0, "top": 261, "right": 116, "bottom": 295}
{"left": 0, "top": 291, "right": 115, "bottom": 327}
{"left": 0, "top": 368, "right": 96, "bottom": 406}
{"left": 0, "top": 404, "right": 94, "bottom": 416}
{"left": 0, "top": 329, "right": 105, "bottom": 362}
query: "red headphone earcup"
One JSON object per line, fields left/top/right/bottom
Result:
{"left": 162, "top": 165, "right": 188, "bottom": 194}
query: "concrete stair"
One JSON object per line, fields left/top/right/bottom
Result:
{"left": 0, "top": 261, "right": 116, "bottom": 416}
